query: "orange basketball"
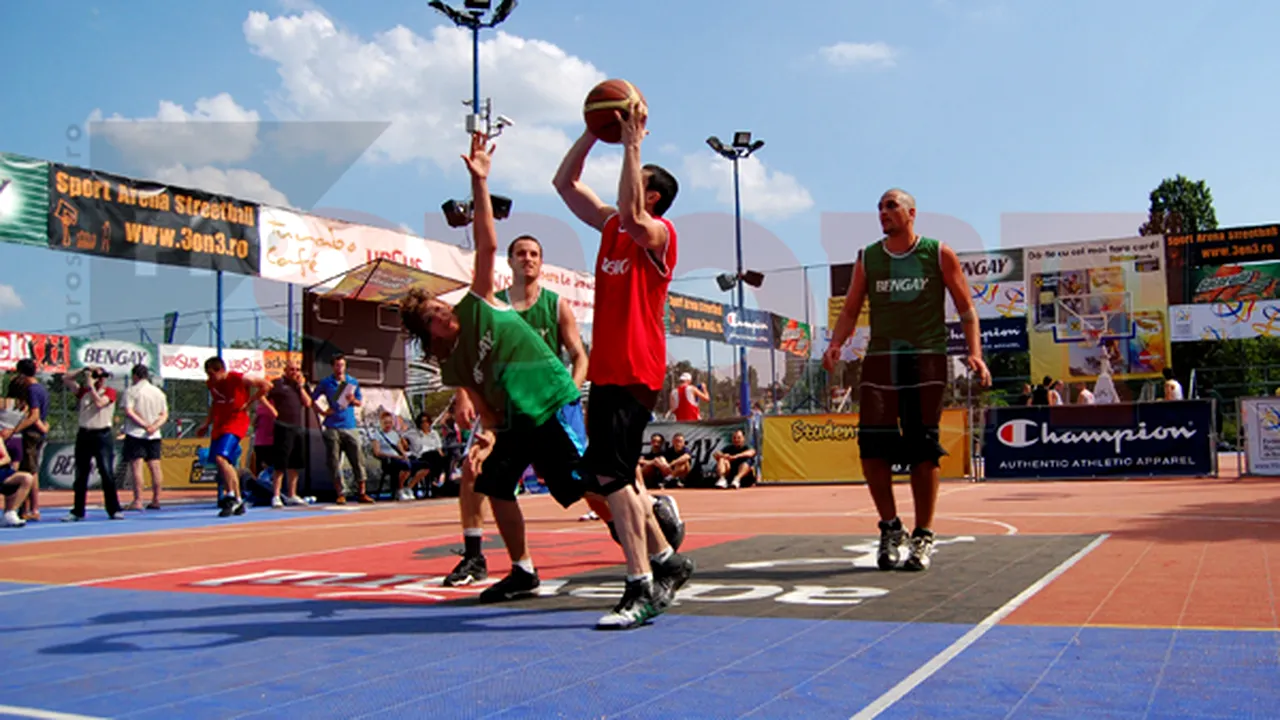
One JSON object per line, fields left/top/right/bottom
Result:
{"left": 583, "top": 79, "right": 643, "bottom": 144}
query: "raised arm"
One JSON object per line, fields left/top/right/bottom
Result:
{"left": 463, "top": 132, "right": 498, "bottom": 302}
{"left": 557, "top": 296, "right": 589, "bottom": 387}
{"left": 823, "top": 255, "right": 869, "bottom": 371}
{"left": 553, "top": 130, "right": 615, "bottom": 231}
{"left": 940, "top": 243, "right": 991, "bottom": 387}
{"left": 616, "top": 101, "right": 667, "bottom": 251}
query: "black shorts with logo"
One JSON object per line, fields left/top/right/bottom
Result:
{"left": 857, "top": 352, "right": 949, "bottom": 467}
{"left": 583, "top": 383, "right": 658, "bottom": 495}
{"left": 475, "top": 400, "right": 588, "bottom": 509}
{"left": 122, "top": 436, "right": 162, "bottom": 462}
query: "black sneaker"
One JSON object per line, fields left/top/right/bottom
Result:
{"left": 217, "top": 497, "right": 235, "bottom": 518}
{"left": 651, "top": 495, "right": 686, "bottom": 552}
{"left": 877, "top": 518, "right": 907, "bottom": 570}
{"left": 443, "top": 552, "right": 488, "bottom": 587}
{"left": 902, "top": 528, "right": 935, "bottom": 572}
{"left": 478, "top": 566, "right": 540, "bottom": 603}
{"left": 596, "top": 578, "right": 659, "bottom": 630}
{"left": 232, "top": 498, "right": 247, "bottom": 516}
{"left": 652, "top": 552, "right": 695, "bottom": 612}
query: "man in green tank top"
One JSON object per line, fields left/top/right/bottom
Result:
{"left": 823, "top": 188, "right": 991, "bottom": 572}
{"left": 401, "top": 133, "right": 590, "bottom": 603}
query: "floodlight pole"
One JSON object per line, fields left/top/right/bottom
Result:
{"left": 216, "top": 270, "right": 224, "bottom": 358}
{"left": 731, "top": 154, "right": 749, "bottom": 417}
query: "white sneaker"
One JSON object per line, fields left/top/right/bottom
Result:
{"left": 579, "top": 511, "right": 599, "bottom": 522}
{"left": 398, "top": 488, "right": 414, "bottom": 501}
{"left": 715, "top": 477, "right": 728, "bottom": 489}
{"left": 284, "top": 495, "right": 307, "bottom": 507}
{"left": 271, "top": 496, "right": 285, "bottom": 509}
{"left": 61, "top": 512, "right": 83, "bottom": 523}
{"left": 108, "top": 512, "right": 125, "bottom": 520}
{"left": 3, "top": 510, "right": 25, "bottom": 527}
{"left": 730, "top": 477, "right": 741, "bottom": 489}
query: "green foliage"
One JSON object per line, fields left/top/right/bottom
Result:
{"left": 1139, "top": 174, "right": 1218, "bottom": 236}
{"left": 229, "top": 336, "right": 291, "bottom": 351}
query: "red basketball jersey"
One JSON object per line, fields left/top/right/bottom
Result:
{"left": 208, "top": 371, "right": 252, "bottom": 438}
{"left": 588, "top": 214, "right": 677, "bottom": 391}
{"left": 671, "top": 384, "right": 701, "bottom": 421}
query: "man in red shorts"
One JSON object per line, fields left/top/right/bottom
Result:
{"left": 197, "top": 356, "right": 271, "bottom": 517}
{"left": 823, "top": 188, "right": 991, "bottom": 571}
{"left": 555, "top": 98, "right": 695, "bottom": 630}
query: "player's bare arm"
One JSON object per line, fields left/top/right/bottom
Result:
{"left": 940, "top": 244, "right": 992, "bottom": 387}
{"left": 617, "top": 100, "right": 667, "bottom": 251}
{"left": 553, "top": 131, "right": 615, "bottom": 231}
{"left": 557, "top": 296, "right": 589, "bottom": 387}
{"left": 692, "top": 383, "right": 710, "bottom": 402}
{"left": 823, "top": 256, "right": 868, "bottom": 371}
{"left": 464, "top": 132, "right": 499, "bottom": 303}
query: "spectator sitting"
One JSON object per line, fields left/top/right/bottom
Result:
{"left": 663, "top": 433, "right": 695, "bottom": 488}
{"left": 371, "top": 410, "right": 414, "bottom": 500}
{"left": 636, "top": 433, "right": 668, "bottom": 489}
{"left": 402, "top": 412, "right": 450, "bottom": 497}
{"left": 714, "top": 429, "right": 758, "bottom": 489}
{"left": 1, "top": 414, "right": 35, "bottom": 527}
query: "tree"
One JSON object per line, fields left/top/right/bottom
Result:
{"left": 1138, "top": 174, "right": 1218, "bottom": 236}
{"left": 229, "top": 336, "right": 291, "bottom": 351}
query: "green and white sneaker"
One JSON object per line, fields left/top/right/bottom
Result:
{"left": 595, "top": 579, "right": 660, "bottom": 631}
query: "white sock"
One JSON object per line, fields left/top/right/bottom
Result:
{"left": 463, "top": 528, "right": 483, "bottom": 538}
{"left": 626, "top": 573, "right": 653, "bottom": 585}
{"left": 514, "top": 558, "right": 535, "bottom": 574}
{"left": 651, "top": 548, "right": 674, "bottom": 564}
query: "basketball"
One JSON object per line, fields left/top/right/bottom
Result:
{"left": 583, "top": 79, "right": 643, "bottom": 144}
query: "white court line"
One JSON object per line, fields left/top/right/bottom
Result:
{"left": 946, "top": 516, "right": 1019, "bottom": 535}
{"left": 0, "top": 532, "right": 455, "bottom": 599}
{"left": 0, "top": 704, "right": 106, "bottom": 719}
{"left": 849, "top": 533, "right": 1111, "bottom": 720}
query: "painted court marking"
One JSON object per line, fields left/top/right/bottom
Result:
{"left": 0, "top": 705, "right": 106, "bottom": 720}
{"left": 850, "top": 532, "right": 1111, "bottom": 720}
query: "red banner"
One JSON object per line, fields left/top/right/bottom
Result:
{"left": 0, "top": 331, "right": 71, "bottom": 373}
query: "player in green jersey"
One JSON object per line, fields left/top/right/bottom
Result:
{"left": 823, "top": 188, "right": 991, "bottom": 572}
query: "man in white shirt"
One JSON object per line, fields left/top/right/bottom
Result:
{"left": 123, "top": 364, "right": 168, "bottom": 510}
{"left": 63, "top": 366, "right": 122, "bottom": 522}
{"left": 1075, "top": 383, "right": 1095, "bottom": 405}
{"left": 1163, "top": 368, "right": 1184, "bottom": 401}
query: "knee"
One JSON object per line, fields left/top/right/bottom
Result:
{"left": 901, "top": 426, "right": 945, "bottom": 466}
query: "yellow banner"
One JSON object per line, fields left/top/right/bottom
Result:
{"left": 827, "top": 296, "right": 870, "bottom": 329}
{"left": 158, "top": 437, "right": 252, "bottom": 489}
{"left": 264, "top": 350, "right": 303, "bottom": 379}
{"left": 761, "top": 409, "right": 970, "bottom": 483}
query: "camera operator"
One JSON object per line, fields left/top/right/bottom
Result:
{"left": 62, "top": 366, "right": 123, "bottom": 522}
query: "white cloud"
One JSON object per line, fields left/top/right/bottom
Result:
{"left": 818, "top": 42, "right": 898, "bottom": 69}
{"left": 151, "top": 164, "right": 291, "bottom": 207}
{"left": 240, "top": 10, "right": 608, "bottom": 193}
{"left": 87, "top": 93, "right": 262, "bottom": 169}
{"left": 0, "top": 285, "right": 23, "bottom": 314}
{"left": 682, "top": 154, "right": 815, "bottom": 221}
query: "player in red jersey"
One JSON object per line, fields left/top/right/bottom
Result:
{"left": 554, "top": 98, "right": 695, "bottom": 630}
{"left": 197, "top": 356, "right": 271, "bottom": 517}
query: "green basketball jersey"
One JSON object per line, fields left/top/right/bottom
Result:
{"left": 495, "top": 286, "right": 561, "bottom": 353}
{"left": 440, "top": 292, "right": 580, "bottom": 428}
{"left": 862, "top": 236, "right": 949, "bottom": 355}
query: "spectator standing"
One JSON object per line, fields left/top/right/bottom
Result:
{"left": 63, "top": 366, "right": 122, "bottom": 522}
{"left": 669, "top": 372, "right": 709, "bottom": 421}
{"left": 1164, "top": 368, "right": 1184, "bottom": 401}
{"left": 122, "top": 364, "right": 168, "bottom": 510}
{"left": 1076, "top": 382, "right": 1095, "bottom": 405}
{"left": 312, "top": 354, "right": 372, "bottom": 504}
{"left": 268, "top": 363, "right": 311, "bottom": 508}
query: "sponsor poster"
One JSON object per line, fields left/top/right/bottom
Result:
{"left": 1165, "top": 223, "right": 1280, "bottom": 303}
{"left": 1241, "top": 397, "right": 1280, "bottom": 476}
{"left": 645, "top": 418, "right": 752, "bottom": 480}
{"left": 1189, "top": 261, "right": 1280, "bottom": 304}
{"left": 264, "top": 350, "right": 303, "bottom": 379}
{"left": 329, "top": 259, "right": 466, "bottom": 303}
{"left": 70, "top": 337, "right": 159, "bottom": 377}
{"left": 666, "top": 292, "right": 725, "bottom": 341}
{"left": 1025, "top": 236, "right": 1170, "bottom": 381}
{"left": 761, "top": 409, "right": 970, "bottom": 483}
{"left": 723, "top": 307, "right": 774, "bottom": 348}
{"left": 0, "top": 152, "right": 50, "bottom": 248}
{"left": 159, "top": 345, "right": 266, "bottom": 380}
{"left": 982, "top": 401, "right": 1214, "bottom": 479}
{"left": 48, "top": 164, "right": 260, "bottom": 275}
{"left": 160, "top": 437, "right": 252, "bottom": 489}
{"left": 946, "top": 317, "right": 1027, "bottom": 355}
{"left": 770, "top": 314, "right": 812, "bottom": 358}
{"left": 1169, "top": 301, "right": 1280, "bottom": 342}
{"left": 0, "top": 331, "right": 70, "bottom": 373}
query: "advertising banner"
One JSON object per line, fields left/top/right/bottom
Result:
{"left": 644, "top": 418, "right": 752, "bottom": 480}
{"left": 981, "top": 401, "right": 1214, "bottom": 480}
{"left": 1241, "top": 397, "right": 1280, "bottom": 476}
{"left": 761, "top": 409, "right": 970, "bottom": 483}
{"left": 944, "top": 250, "right": 1028, "bottom": 321}
{"left": 0, "top": 152, "right": 50, "bottom": 248}
{"left": 1189, "top": 261, "right": 1280, "bottom": 304}
{"left": 1170, "top": 301, "right": 1280, "bottom": 342}
{"left": 159, "top": 345, "right": 266, "bottom": 380}
{"left": 665, "top": 292, "right": 725, "bottom": 342}
{"left": 1025, "top": 236, "right": 1170, "bottom": 381}
{"left": 770, "top": 314, "right": 812, "bottom": 358}
{"left": 48, "top": 164, "right": 260, "bottom": 275}
{"left": 946, "top": 317, "right": 1027, "bottom": 355}
{"left": 723, "top": 307, "right": 774, "bottom": 348}
{"left": 1166, "top": 224, "right": 1280, "bottom": 303}
{"left": 0, "top": 331, "right": 70, "bottom": 373}
{"left": 264, "top": 350, "right": 303, "bottom": 379}
{"left": 70, "top": 337, "right": 159, "bottom": 377}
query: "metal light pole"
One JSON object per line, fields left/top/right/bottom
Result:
{"left": 428, "top": 0, "right": 518, "bottom": 127}
{"left": 708, "top": 132, "right": 765, "bottom": 416}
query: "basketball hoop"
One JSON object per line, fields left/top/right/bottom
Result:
{"left": 1082, "top": 326, "right": 1104, "bottom": 348}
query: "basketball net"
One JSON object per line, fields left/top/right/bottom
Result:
{"left": 1081, "top": 326, "right": 1104, "bottom": 348}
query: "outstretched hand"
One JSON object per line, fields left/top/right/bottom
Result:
{"left": 461, "top": 132, "right": 495, "bottom": 179}
{"left": 619, "top": 99, "right": 649, "bottom": 146}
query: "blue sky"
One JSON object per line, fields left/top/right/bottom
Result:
{"left": 1, "top": 0, "right": 1278, "bottom": 370}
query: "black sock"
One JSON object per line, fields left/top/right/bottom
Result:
{"left": 464, "top": 534, "right": 483, "bottom": 558}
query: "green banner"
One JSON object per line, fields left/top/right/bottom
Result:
{"left": 0, "top": 152, "right": 51, "bottom": 247}
{"left": 1191, "top": 261, "right": 1280, "bottom": 303}
{"left": 69, "top": 337, "right": 160, "bottom": 377}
